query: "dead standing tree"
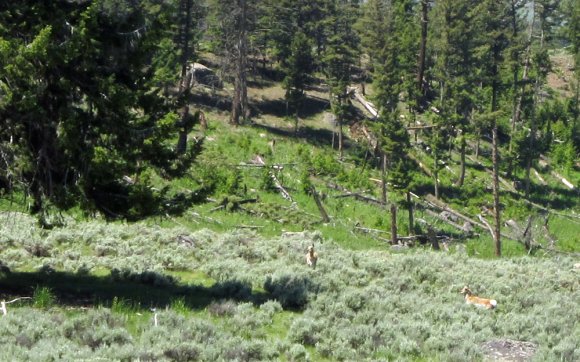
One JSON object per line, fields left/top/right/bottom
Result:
{"left": 209, "top": 0, "right": 253, "bottom": 125}
{"left": 230, "top": 0, "right": 250, "bottom": 125}
{"left": 176, "top": 0, "right": 195, "bottom": 154}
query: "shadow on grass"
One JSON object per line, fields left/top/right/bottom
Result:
{"left": 0, "top": 269, "right": 312, "bottom": 311}
{"left": 251, "top": 123, "right": 362, "bottom": 152}
{"left": 253, "top": 95, "right": 329, "bottom": 119}
{"left": 190, "top": 92, "right": 232, "bottom": 113}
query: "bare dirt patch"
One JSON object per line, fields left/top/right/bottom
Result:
{"left": 480, "top": 339, "right": 538, "bottom": 361}
{"left": 547, "top": 52, "right": 575, "bottom": 98}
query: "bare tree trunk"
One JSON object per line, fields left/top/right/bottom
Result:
{"left": 339, "top": 118, "right": 343, "bottom": 158}
{"left": 230, "top": 0, "right": 249, "bottom": 125}
{"left": 390, "top": 204, "right": 397, "bottom": 245}
{"left": 525, "top": 25, "right": 544, "bottom": 198}
{"left": 428, "top": 226, "right": 439, "bottom": 250}
{"left": 231, "top": 76, "right": 241, "bottom": 125}
{"left": 381, "top": 153, "right": 387, "bottom": 205}
{"left": 417, "top": 0, "right": 429, "bottom": 98}
{"left": 433, "top": 152, "right": 439, "bottom": 199}
{"left": 475, "top": 131, "right": 480, "bottom": 159}
{"left": 511, "top": 3, "right": 535, "bottom": 143}
{"left": 240, "top": 0, "right": 249, "bottom": 122}
{"left": 176, "top": 0, "right": 194, "bottom": 151}
{"left": 311, "top": 187, "right": 330, "bottom": 223}
{"left": 456, "top": 132, "right": 466, "bottom": 187}
{"left": 407, "top": 191, "right": 414, "bottom": 235}
{"left": 492, "top": 69, "right": 501, "bottom": 257}
{"left": 178, "top": 0, "right": 194, "bottom": 93}
{"left": 492, "top": 124, "right": 501, "bottom": 257}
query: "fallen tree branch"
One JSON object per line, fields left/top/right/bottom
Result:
{"left": 1, "top": 297, "right": 32, "bottom": 316}
{"left": 424, "top": 209, "right": 471, "bottom": 232}
{"left": 310, "top": 186, "right": 330, "bottom": 223}
{"left": 539, "top": 156, "right": 576, "bottom": 190}
{"left": 353, "top": 226, "right": 389, "bottom": 234}
{"left": 235, "top": 225, "right": 264, "bottom": 229}
{"left": 425, "top": 194, "right": 487, "bottom": 230}
{"left": 327, "top": 182, "right": 385, "bottom": 207}
{"left": 253, "top": 155, "right": 293, "bottom": 201}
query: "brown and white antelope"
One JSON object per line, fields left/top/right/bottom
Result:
{"left": 460, "top": 286, "right": 497, "bottom": 309}
{"left": 306, "top": 244, "right": 318, "bottom": 269}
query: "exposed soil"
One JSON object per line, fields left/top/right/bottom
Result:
{"left": 481, "top": 339, "right": 538, "bottom": 362}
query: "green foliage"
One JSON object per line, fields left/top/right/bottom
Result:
{"left": 33, "top": 286, "right": 55, "bottom": 309}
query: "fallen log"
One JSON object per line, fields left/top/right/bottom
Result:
{"left": 327, "top": 182, "right": 385, "bottom": 207}
{"left": 1, "top": 297, "right": 32, "bottom": 316}
{"left": 253, "top": 155, "right": 293, "bottom": 201}
{"left": 354, "top": 226, "right": 389, "bottom": 234}
{"left": 311, "top": 186, "right": 330, "bottom": 223}
{"left": 408, "top": 153, "right": 435, "bottom": 179}
{"left": 425, "top": 194, "right": 487, "bottom": 230}
{"left": 539, "top": 155, "right": 576, "bottom": 190}
{"left": 466, "top": 155, "right": 517, "bottom": 193}
{"left": 424, "top": 209, "right": 470, "bottom": 232}
{"left": 235, "top": 225, "right": 264, "bottom": 229}
{"left": 350, "top": 86, "right": 378, "bottom": 118}
{"left": 424, "top": 194, "right": 519, "bottom": 242}
{"left": 532, "top": 168, "right": 547, "bottom": 186}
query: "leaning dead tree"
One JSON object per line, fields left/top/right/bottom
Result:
{"left": 252, "top": 155, "right": 293, "bottom": 201}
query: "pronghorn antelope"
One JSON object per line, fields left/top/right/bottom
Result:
{"left": 306, "top": 244, "right": 318, "bottom": 269}
{"left": 460, "top": 286, "right": 497, "bottom": 309}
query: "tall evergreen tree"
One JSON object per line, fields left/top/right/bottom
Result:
{"left": 473, "top": 0, "right": 511, "bottom": 257}
{"left": 282, "top": 31, "right": 314, "bottom": 134}
{"left": 0, "top": 0, "right": 201, "bottom": 219}
{"left": 431, "top": 0, "right": 478, "bottom": 188}
{"left": 207, "top": 0, "right": 255, "bottom": 125}
{"left": 323, "top": 0, "right": 360, "bottom": 158}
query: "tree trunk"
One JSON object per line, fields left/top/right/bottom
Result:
{"left": 428, "top": 226, "right": 439, "bottom": 250}
{"left": 311, "top": 187, "right": 330, "bottom": 223}
{"left": 407, "top": 191, "right": 414, "bottom": 235}
{"left": 178, "top": 0, "right": 194, "bottom": 93}
{"left": 338, "top": 114, "right": 343, "bottom": 159}
{"left": 525, "top": 25, "right": 544, "bottom": 198}
{"left": 231, "top": 76, "right": 241, "bottom": 125}
{"left": 510, "top": 4, "right": 535, "bottom": 148}
{"left": 176, "top": 0, "right": 194, "bottom": 150}
{"left": 492, "top": 124, "right": 501, "bottom": 257}
{"left": 230, "top": 0, "right": 249, "bottom": 125}
{"left": 390, "top": 204, "right": 397, "bottom": 245}
{"left": 417, "top": 0, "right": 429, "bottom": 98}
{"left": 381, "top": 153, "right": 387, "bottom": 205}
{"left": 492, "top": 70, "right": 501, "bottom": 257}
{"left": 456, "top": 133, "right": 466, "bottom": 187}
{"left": 433, "top": 152, "right": 439, "bottom": 199}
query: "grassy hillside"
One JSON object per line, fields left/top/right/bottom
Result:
{"left": 0, "top": 213, "right": 578, "bottom": 361}
{"left": 1, "top": 51, "right": 579, "bottom": 362}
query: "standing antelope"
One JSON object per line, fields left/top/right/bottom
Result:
{"left": 306, "top": 245, "right": 318, "bottom": 269}
{"left": 460, "top": 286, "right": 497, "bottom": 309}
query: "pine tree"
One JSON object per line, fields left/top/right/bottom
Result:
{"left": 323, "top": 0, "right": 360, "bottom": 158}
{"left": 472, "top": 0, "right": 511, "bottom": 257}
{"left": 282, "top": 31, "right": 314, "bottom": 134}
{"left": 207, "top": 0, "right": 255, "bottom": 125}
{"left": 0, "top": 1, "right": 202, "bottom": 218}
{"left": 431, "top": 0, "right": 478, "bottom": 188}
